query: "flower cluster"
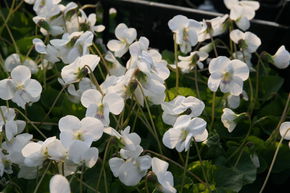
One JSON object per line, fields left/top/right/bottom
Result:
{"left": 0, "top": 0, "right": 289, "bottom": 192}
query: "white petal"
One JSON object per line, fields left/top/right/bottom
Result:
{"left": 11, "top": 66, "right": 31, "bottom": 83}
{"left": 84, "top": 147, "right": 99, "bottom": 168}
{"left": 81, "top": 89, "right": 102, "bottom": 108}
{"left": 58, "top": 115, "right": 81, "bottom": 132}
{"left": 50, "top": 175, "right": 71, "bottom": 193}
{"left": 0, "top": 79, "right": 15, "bottom": 100}
{"left": 109, "top": 157, "right": 124, "bottom": 177}
{"left": 244, "top": 32, "right": 261, "bottom": 53}
{"left": 168, "top": 15, "right": 188, "bottom": 32}
{"left": 230, "top": 29, "right": 244, "bottom": 44}
{"left": 152, "top": 157, "right": 169, "bottom": 175}
{"left": 103, "top": 93, "right": 124, "bottom": 115}
{"left": 24, "top": 79, "right": 42, "bottom": 98}
{"left": 208, "top": 72, "right": 222, "bottom": 92}
{"left": 162, "top": 128, "right": 182, "bottom": 149}
{"left": 279, "top": 122, "right": 290, "bottom": 140}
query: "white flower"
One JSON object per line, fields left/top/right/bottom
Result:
{"left": 107, "top": 23, "right": 137, "bottom": 57}
{"left": 161, "top": 95, "right": 205, "bottom": 126}
{"left": 0, "top": 66, "right": 42, "bottom": 109}
{"left": 271, "top": 45, "right": 290, "bottom": 69}
{"left": 168, "top": 15, "right": 202, "bottom": 54}
{"left": 33, "top": 0, "right": 61, "bottom": 18}
{"left": 162, "top": 115, "right": 208, "bottom": 152}
{"left": 4, "top": 53, "right": 38, "bottom": 74}
{"left": 67, "top": 78, "right": 96, "bottom": 103}
{"left": 78, "top": 10, "right": 105, "bottom": 33}
{"left": 50, "top": 175, "right": 71, "bottom": 193}
{"left": 2, "top": 133, "right": 32, "bottom": 165}
{"left": 230, "top": 29, "right": 261, "bottom": 53}
{"left": 151, "top": 157, "right": 176, "bottom": 193}
{"left": 173, "top": 51, "right": 208, "bottom": 73}
{"left": 279, "top": 122, "right": 290, "bottom": 140}
{"left": 81, "top": 89, "right": 124, "bottom": 126}
{"left": 68, "top": 141, "right": 98, "bottom": 168}
{"left": 198, "top": 15, "right": 229, "bottom": 42}
{"left": 33, "top": 16, "right": 64, "bottom": 36}
{"left": 58, "top": 115, "right": 104, "bottom": 148}
{"left": 33, "top": 38, "right": 60, "bottom": 64}
{"left": 109, "top": 155, "right": 151, "bottom": 186}
{"left": 208, "top": 56, "right": 249, "bottom": 95}
{"left": 50, "top": 31, "right": 94, "bottom": 64}
{"left": 227, "top": 90, "right": 248, "bottom": 109}
{"left": 221, "top": 108, "right": 239, "bottom": 133}
{"left": 233, "top": 51, "right": 254, "bottom": 71}
{"left": 224, "top": 0, "right": 260, "bottom": 30}
{"left": 61, "top": 54, "right": 100, "bottom": 85}
{"left": 22, "top": 137, "right": 67, "bottom": 167}
{"left": 0, "top": 106, "right": 26, "bottom": 141}
{"left": 105, "top": 52, "right": 126, "bottom": 76}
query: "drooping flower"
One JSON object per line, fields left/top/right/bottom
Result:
{"left": 4, "top": 53, "right": 38, "bottom": 74}
{"left": 226, "top": 90, "right": 248, "bottom": 109}
{"left": 60, "top": 54, "right": 100, "bottom": 85}
{"left": 161, "top": 95, "right": 205, "bottom": 126}
{"left": 0, "top": 66, "right": 42, "bottom": 109}
{"left": 109, "top": 154, "right": 152, "bottom": 186}
{"left": 271, "top": 45, "right": 290, "bottom": 69}
{"left": 68, "top": 141, "right": 98, "bottom": 168}
{"left": 50, "top": 31, "right": 94, "bottom": 64}
{"left": 279, "top": 122, "right": 290, "bottom": 140}
{"left": 50, "top": 174, "right": 71, "bottom": 193}
{"left": 0, "top": 106, "right": 26, "bottom": 141}
{"left": 224, "top": 0, "right": 260, "bottom": 30}
{"left": 107, "top": 23, "right": 137, "bottom": 57}
{"left": 198, "top": 14, "right": 229, "bottom": 42}
{"left": 151, "top": 157, "right": 176, "bottom": 193}
{"left": 162, "top": 115, "right": 208, "bottom": 152}
{"left": 58, "top": 115, "right": 104, "bottom": 148}
{"left": 168, "top": 15, "right": 202, "bottom": 54}
{"left": 230, "top": 29, "right": 261, "bottom": 53}
{"left": 172, "top": 51, "right": 208, "bottom": 73}
{"left": 22, "top": 137, "right": 67, "bottom": 167}
{"left": 33, "top": 38, "right": 60, "bottom": 64}
{"left": 221, "top": 108, "right": 240, "bottom": 133}
{"left": 208, "top": 56, "right": 249, "bottom": 95}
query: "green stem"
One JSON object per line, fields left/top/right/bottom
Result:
{"left": 194, "top": 67, "right": 200, "bottom": 98}
{"left": 33, "top": 161, "right": 51, "bottom": 193}
{"left": 173, "top": 34, "right": 179, "bottom": 92}
{"left": 15, "top": 108, "right": 47, "bottom": 139}
{"left": 193, "top": 140, "right": 211, "bottom": 192}
{"left": 180, "top": 147, "right": 190, "bottom": 193}
{"left": 209, "top": 92, "right": 216, "bottom": 131}
{"left": 259, "top": 131, "right": 288, "bottom": 193}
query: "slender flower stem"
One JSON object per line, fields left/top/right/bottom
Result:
{"left": 41, "top": 85, "right": 67, "bottom": 124}
{"left": 194, "top": 67, "right": 200, "bottom": 98}
{"left": 96, "top": 137, "right": 112, "bottom": 191}
{"left": 173, "top": 34, "right": 179, "bottom": 92}
{"left": 209, "top": 92, "right": 216, "bottom": 131}
{"left": 15, "top": 108, "right": 47, "bottom": 139}
{"left": 92, "top": 43, "right": 110, "bottom": 73}
{"left": 136, "top": 81, "right": 163, "bottom": 154}
{"left": 259, "top": 129, "right": 290, "bottom": 193}
{"left": 193, "top": 140, "right": 211, "bottom": 192}
{"left": 33, "top": 161, "right": 51, "bottom": 193}
{"left": 180, "top": 147, "right": 190, "bottom": 193}
{"left": 267, "top": 93, "right": 290, "bottom": 142}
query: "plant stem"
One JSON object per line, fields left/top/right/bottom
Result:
{"left": 209, "top": 92, "right": 216, "bottom": 131}
{"left": 259, "top": 132, "right": 288, "bottom": 193}
{"left": 194, "top": 67, "right": 200, "bottom": 98}
{"left": 180, "top": 147, "right": 190, "bottom": 193}
{"left": 173, "top": 34, "right": 179, "bottom": 92}
{"left": 33, "top": 161, "right": 51, "bottom": 193}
